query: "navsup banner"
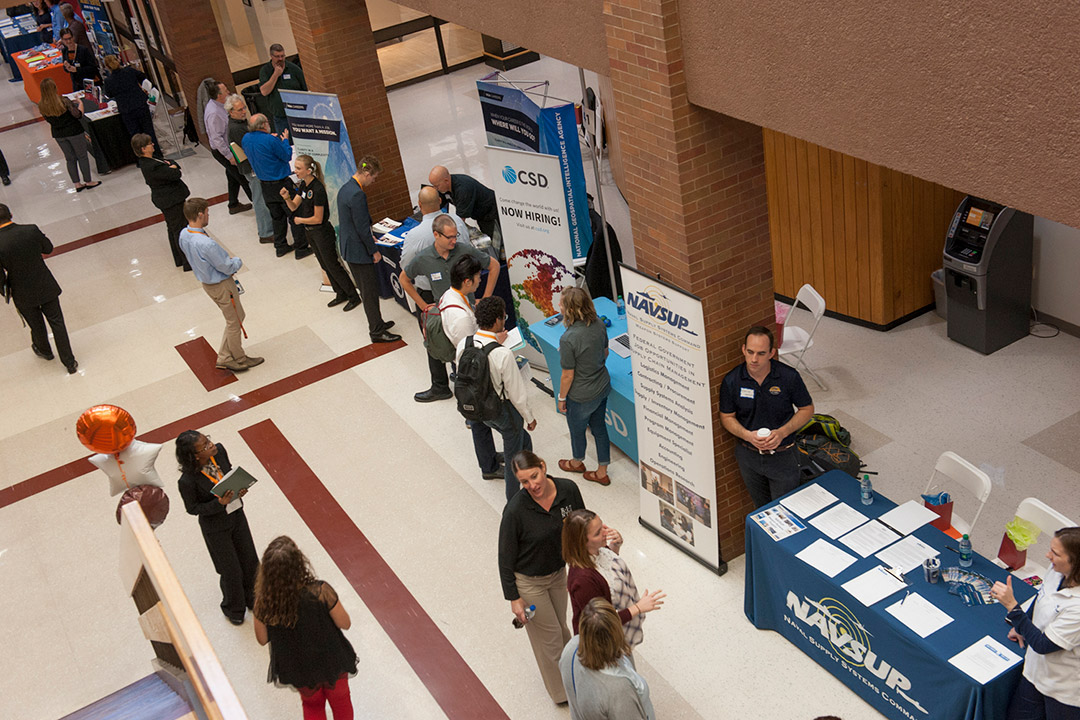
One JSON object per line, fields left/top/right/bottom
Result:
{"left": 279, "top": 90, "right": 357, "bottom": 237}
{"left": 477, "top": 81, "right": 591, "bottom": 260}
{"left": 621, "top": 265, "right": 721, "bottom": 572}
{"left": 487, "top": 146, "right": 575, "bottom": 364}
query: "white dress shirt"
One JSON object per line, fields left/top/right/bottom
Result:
{"left": 456, "top": 331, "right": 534, "bottom": 425}
{"left": 439, "top": 287, "right": 477, "bottom": 348}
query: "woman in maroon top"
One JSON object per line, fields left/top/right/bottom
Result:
{"left": 562, "top": 509, "right": 665, "bottom": 652}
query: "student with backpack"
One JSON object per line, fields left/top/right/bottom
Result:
{"left": 456, "top": 296, "right": 537, "bottom": 502}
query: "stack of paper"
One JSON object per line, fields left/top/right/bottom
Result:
{"left": 796, "top": 538, "right": 858, "bottom": 578}
{"left": 779, "top": 483, "right": 838, "bottom": 519}
{"left": 948, "top": 636, "right": 1022, "bottom": 684}
{"left": 839, "top": 519, "right": 902, "bottom": 557}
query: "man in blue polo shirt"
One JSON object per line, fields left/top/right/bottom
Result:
{"left": 241, "top": 113, "right": 309, "bottom": 259}
{"left": 719, "top": 325, "right": 814, "bottom": 508}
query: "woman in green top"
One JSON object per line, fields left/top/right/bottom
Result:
{"left": 557, "top": 287, "right": 612, "bottom": 485}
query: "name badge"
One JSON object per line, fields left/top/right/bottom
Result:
{"left": 431, "top": 271, "right": 443, "bottom": 281}
{"left": 283, "top": 73, "right": 291, "bottom": 80}
{"left": 740, "top": 387, "right": 754, "bottom": 399}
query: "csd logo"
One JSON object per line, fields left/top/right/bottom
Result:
{"left": 502, "top": 165, "right": 548, "bottom": 188}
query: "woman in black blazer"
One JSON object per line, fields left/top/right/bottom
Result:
{"left": 133, "top": 133, "right": 190, "bottom": 270}
{"left": 176, "top": 430, "right": 259, "bottom": 625}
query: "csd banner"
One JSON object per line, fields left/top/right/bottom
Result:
{"left": 621, "top": 264, "right": 722, "bottom": 572}
{"left": 487, "top": 146, "right": 575, "bottom": 363}
{"left": 279, "top": 90, "right": 357, "bottom": 236}
{"left": 477, "top": 80, "right": 591, "bottom": 261}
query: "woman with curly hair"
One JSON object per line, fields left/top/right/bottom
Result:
{"left": 176, "top": 430, "right": 258, "bottom": 625}
{"left": 254, "top": 536, "right": 358, "bottom": 720}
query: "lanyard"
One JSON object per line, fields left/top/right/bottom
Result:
{"left": 200, "top": 456, "right": 222, "bottom": 484}
{"left": 476, "top": 331, "right": 498, "bottom": 341}
{"left": 451, "top": 287, "right": 472, "bottom": 308}
{"left": 186, "top": 227, "right": 208, "bottom": 236}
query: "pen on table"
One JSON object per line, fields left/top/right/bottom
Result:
{"left": 901, "top": 590, "right": 910, "bottom": 605}
{"left": 945, "top": 545, "right": 960, "bottom": 554}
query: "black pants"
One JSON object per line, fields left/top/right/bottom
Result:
{"left": 260, "top": 179, "right": 306, "bottom": 251}
{"left": 418, "top": 288, "right": 450, "bottom": 392}
{"left": 161, "top": 201, "right": 190, "bottom": 269}
{"left": 120, "top": 105, "right": 160, "bottom": 157}
{"left": 201, "top": 511, "right": 259, "bottom": 621}
{"left": 347, "top": 261, "right": 389, "bottom": 337}
{"left": 19, "top": 297, "right": 75, "bottom": 367}
{"left": 0, "top": 147, "right": 8, "bottom": 178}
{"left": 308, "top": 225, "right": 357, "bottom": 301}
{"left": 1007, "top": 675, "right": 1080, "bottom": 720}
{"left": 210, "top": 148, "right": 251, "bottom": 207}
{"left": 734, "top": 443, "right": 801, "bottom": 509}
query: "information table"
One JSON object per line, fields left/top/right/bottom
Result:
{"left": 530, "top": 297, "right": 638, "bottom": 463}
{"left": 63, "top": 92, "right": 137, "bottom": 173}
{"left": 745, "top": 470, "right": 1035, "bottom": 720}
{"left": 0, "top": 15, "right": 44, "bottom": 82}
{"left": 13, "top": 46, "right": 71, "bottom": 103}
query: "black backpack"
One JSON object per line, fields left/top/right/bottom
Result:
{"left": 455, "top": 336, "right": 504, "bottom": 422}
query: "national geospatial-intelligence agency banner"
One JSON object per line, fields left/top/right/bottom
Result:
{"left": 487, "top": 146, "right": 575, "bottom": 362}
{"left": 621, "top": 264, "right": 722, "bottom": 572}
{"left": 279, "top": 90, "right": 357, "bottom": 236}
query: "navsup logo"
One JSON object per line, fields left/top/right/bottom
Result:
{"left": 625, "top": 286, "right": 698, "bottom": 336}
{"left": 501, "top": 165, "right": 549, "bottom": 188}
{"left": 786, "top": 592, "right": 927, "bottom": 716}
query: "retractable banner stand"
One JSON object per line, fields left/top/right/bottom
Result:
{"left": 487, "top": 146, "right": 576, "bottom": 361}
{"left": 477, "top": 81, "right": 591, "bottom": 261}
{"left": 621, "top": 264, "right": 724, "bottom": 574}
{"left": 279, "top": 90, "right": 357, "bottom": 235}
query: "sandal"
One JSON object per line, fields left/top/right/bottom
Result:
{"left": 558, "top": 459, "right": 586, "bottom": 474}
{"left": 583, "top": 470, "right": 611, "bottom": 486}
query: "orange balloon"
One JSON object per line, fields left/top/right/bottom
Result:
{"left": 76, "top": 405, "right": 137, "bottom": 454}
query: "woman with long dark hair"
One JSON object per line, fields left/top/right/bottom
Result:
{"left": 37, "top": 78, "right": 98, "bottom": 191}
{"left": 254, "top": 536, "right": 358, "bottom": 720}
{"left": 176, "top": 430, "right": 259, "bottom": 625}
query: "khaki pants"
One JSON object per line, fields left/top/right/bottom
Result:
{"left": 202, "top": 278, "right": 247, "bottom": 365}
{"left": 515, "top": 568, "right": 570, "bottom": 703}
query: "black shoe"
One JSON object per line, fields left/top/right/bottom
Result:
{"left": 414, "top": 388, "right": 453, "bottom": 403}
{"left": 481, "top": 467, "right": 503, "bottom": 480}
{"left": 327, "top": 296, "right": 349, "bottom": 308}
{"left": 65, "top": 361, "right": 79, "bottom": 374}
{"left": 1, "top": 176, "right": 9, "bottom": 186}
{"left": 227, "top": 615, "right": 245, "bottom": 626}
{"left": 384, "top": 320, "right": 395, "bottom": 330}
{"left": 32, "top": 345, "right": 54, "bottom": 361}
{"left": 294, "top": 247, "right": 314, "bottom": 260}
{"left": 228, "top": 203, "right": 252, "bottom": 215}
{"left": 343, "top": 298, "right": 361, "bottom": 312}
{"left": 276, "top": 245, "right": 295, "bottom": 257}
{"left": 370, "top": 331, "right": 402, "bottom": 343}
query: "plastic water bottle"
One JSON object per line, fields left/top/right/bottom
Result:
{"left": 860, "top": 474, "right": 873, "bottom": 505}
{"left": 512, "top": 605, "right": 536, "bottom": 629}
{"left": 616, "top": 296, "right": 626, "bottom": 319}
{"left": 958, "top": 534, "right": 973, "bottom": 568}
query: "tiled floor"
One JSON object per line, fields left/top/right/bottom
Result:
{"left": 1, "top": 50, "right": 1078, "bottom": 720}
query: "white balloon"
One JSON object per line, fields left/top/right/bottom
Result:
{"left": 90, "top": 440, "right": 165, "bottom": 496}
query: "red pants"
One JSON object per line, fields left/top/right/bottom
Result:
{"left": 298, "top": 675, "right": 352, "bottom": 720}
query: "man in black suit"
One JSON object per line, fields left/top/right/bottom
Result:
{"left": 133, "top": 133, "right": 191, "bottom": 270}
{"left": 0, "top": 204, "right": 78, "bottom": 373}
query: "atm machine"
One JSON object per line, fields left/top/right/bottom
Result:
{"left": 942, "top": 196, "right": 1033, "bottom": 354}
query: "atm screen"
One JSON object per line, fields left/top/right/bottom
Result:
{"left": 966, "top": 207, "right": 995, "bottom": 230}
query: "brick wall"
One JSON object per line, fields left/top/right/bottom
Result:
{"left": 283, "top": 0, "right": 412, "bottom": 220}
{"left": 604, "top": 0, "right": 775, "bottom": 561}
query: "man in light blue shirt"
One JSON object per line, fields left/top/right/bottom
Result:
{"left": 400, "top": 186, "right": 471, "bottom": 294}
{"left": 178, "top": 198, "right": 264, "bottom": 372}
{"left": 48, "top": 0, "right": 68, "bottom": 42}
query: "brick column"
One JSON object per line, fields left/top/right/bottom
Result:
{"left": 604, "top": 0, "right": 775, "bottom": 562}
{"left": 155, "top": 0, "right": 233, "bottom": 147}
{"left": 283, "top": 0, "right": 412, "bottom": 219}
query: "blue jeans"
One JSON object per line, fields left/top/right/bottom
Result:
{"left": 485, "top": 400, "right": 533, "bottom": 503}
{"left": 244, "top": 169, "right": 274, "bottom": 238}
{"left": 565, "top": 394, "right": 610, "bottom": 466}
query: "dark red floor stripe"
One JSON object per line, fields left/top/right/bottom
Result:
{"left": 0, "top": 116, "right": 45, "bottom": 134}
{"left": 175, "top": 337, "right": 238, "bottom": 391}
{"left": 49, "top": 193, "right": 229, "bottom": 257}
{"left": 238, "top": 419, "right": 509, "bottom": 720}
{"left": 0, "top": 341, "right": 403, "bottom": 510}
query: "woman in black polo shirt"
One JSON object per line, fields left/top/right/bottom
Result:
{"left": 498, "top": 450, "right": 586, "bottom": 704}
{"left": 280, "top": 154, "right": 359, "bottom": 309}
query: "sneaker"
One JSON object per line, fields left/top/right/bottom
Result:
{"left": 241, "top": 356, "right": 265, "bottom": 369}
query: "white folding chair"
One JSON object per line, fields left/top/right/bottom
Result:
{"left": 994, "top": 498, "right": 1076, "bottom": 580}
{"left": 923, "top": 451, "right": 992, "bottom": 536}
{"left": 778, "top": 284, "right": 827, "bottom": 390}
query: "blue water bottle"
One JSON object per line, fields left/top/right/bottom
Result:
{"left": 616, "top": 296, "right": 625, "bottom": 319}
{"left": 958, "top": 534, "right": 973, "bottom": 568}
{"left": 860, "top": 474, "right": 873, "bottom": 505}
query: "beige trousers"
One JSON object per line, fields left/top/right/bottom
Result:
{"left": 202, "top": 278, "right": 247, "bottom": 364}
{"left": 515, "top": 568, "right": 571, "bottom": 704}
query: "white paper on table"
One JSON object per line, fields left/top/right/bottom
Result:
{"left": 780, "top": 483, "right": 839, "bottom": 519}
{"left": 839, "top": 519, "right": 902, "bottom": 557}
{"left": 875, "top": 535, "right": 941, "bottom": 574}
{"left": 885, "top": 592, "right": 954, "bottom": 638}
{"left": 810, "top": 502, "right": 870, "bottom": 539}
{"left": 796, "top": 538, "right": 858, "bottom": 578}
{"left": 948, "top": 636, "right": 1022, "bottom": 684}
{"left": 841, "top": 565, "right": 908, "bottom": 606}
{"left": 877, "top": 500, "right": 941, "bottom": 536}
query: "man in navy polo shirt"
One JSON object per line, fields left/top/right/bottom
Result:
{"left": 719, "top": 325, "right": 814, "bottom": 509}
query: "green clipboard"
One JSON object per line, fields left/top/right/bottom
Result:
{"left": 210, "top": 466, "right": 259, "bottom": 497}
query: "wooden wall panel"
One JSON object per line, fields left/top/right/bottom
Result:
{"left": 763, "top": 128, "right": 965, "bottom": 327}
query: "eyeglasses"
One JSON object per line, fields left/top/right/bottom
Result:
{"left": 437, "top": 231, "right": 458, "bottom": 240}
